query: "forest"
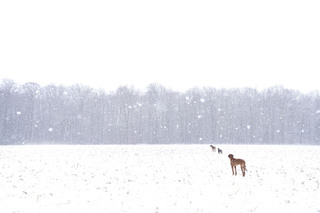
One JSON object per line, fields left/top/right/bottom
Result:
{"left": 1, "top": 79, "right": 320, "bottom": 145}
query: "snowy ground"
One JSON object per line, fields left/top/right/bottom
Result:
{"left": 0, "top": 144, "right": 319, "bottom": 213}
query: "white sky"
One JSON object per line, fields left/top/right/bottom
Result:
{"left": 1, "top": 0, "right": 320, "bottom": 93}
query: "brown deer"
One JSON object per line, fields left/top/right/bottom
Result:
{"left": 228, "top": 154, "right": 247, "bottom": 177}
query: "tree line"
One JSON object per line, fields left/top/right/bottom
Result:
{"left": 1, "top": 79, "right": 320, "bottom": 145}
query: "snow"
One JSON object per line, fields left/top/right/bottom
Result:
{"left": 0, "top": 145, "right": 319, "bottom": 213}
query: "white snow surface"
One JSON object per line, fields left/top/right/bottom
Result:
{"left": 0, "top": 145, "right": 320, "bottom": 213}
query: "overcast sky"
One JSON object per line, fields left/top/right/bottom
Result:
{"left": 1, "top": 0, "right": 319, "bottom": 93}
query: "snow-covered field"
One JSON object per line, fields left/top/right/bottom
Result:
{"left": 0, "top": 144, "right": 319, "bottom": 213}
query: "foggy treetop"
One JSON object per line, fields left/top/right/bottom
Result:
{"left": 1, "top": 79, "right": 320, "bottom": 145}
